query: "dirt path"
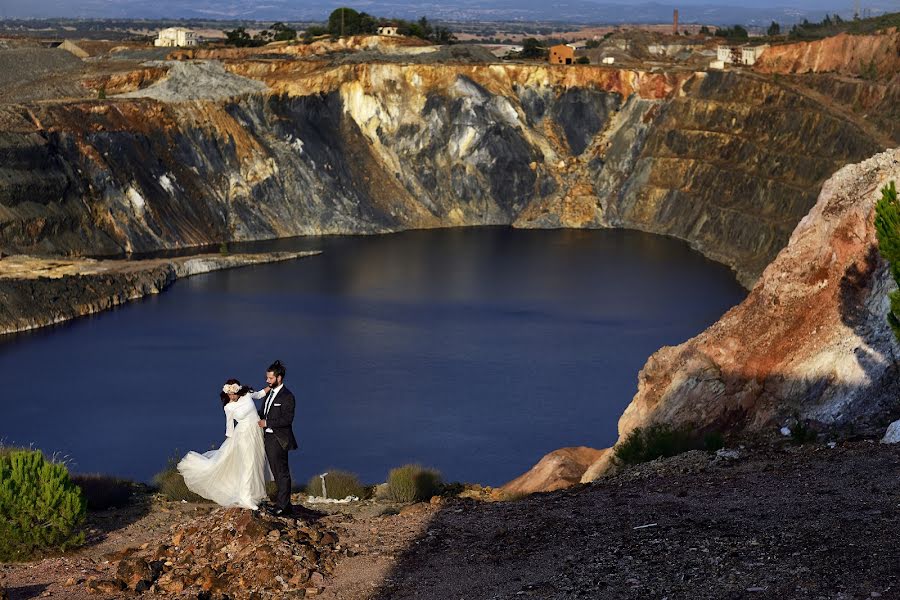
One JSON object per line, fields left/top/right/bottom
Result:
{"left": 2, "top": 442, "right": 899, "bottom": 599}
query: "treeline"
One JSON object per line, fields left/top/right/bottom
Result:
{"left": 224, "top": 22, "right": 298, "bottom": 47}
{"left": 222, "top": 8, "right": 455, "bottom": 46}
{"left": 306, "top": 8, "right": 454, "bottom": 43}
{"left": 788, "top": 11, "right": 900, "bottom": 40}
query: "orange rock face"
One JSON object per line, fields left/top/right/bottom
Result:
{"left": 754, "top": 30, "right": 900, "bottom": 79}
{"left": 502, "top": 446, "right": 607, "bottom": 494}
{"left": 617, "top": 148, "right": 900, "bottom": 442}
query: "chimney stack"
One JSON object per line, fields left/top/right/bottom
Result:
{"left": 673, "top": 9, "right": 679, "bottom": 34}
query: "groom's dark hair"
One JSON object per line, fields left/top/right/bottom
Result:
{"left": 268, "top": 360, "right": 286, "bottom": 381}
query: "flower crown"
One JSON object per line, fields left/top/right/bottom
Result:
{"left": 222, "top": 383, "right": 241, "bottom": 395}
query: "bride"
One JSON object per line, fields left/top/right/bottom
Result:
{"left": 177, "top": 379, "right": 270, "bottom": 510}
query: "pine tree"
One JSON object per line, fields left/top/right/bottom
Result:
{"left": 874, "top": 181, "right": 900, "bottom": 342}
{"left": 0, "top": 450, "right": 86, "bottom": 561}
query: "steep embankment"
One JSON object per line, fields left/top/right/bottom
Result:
{"left": 754, "top": 30, "right": 900, "bottom": 79}
{"left": 0, "top": 60, "right": 883, "bottom": 286}
{"left": 615, "top": 148, "right": 900, "bottom": 440}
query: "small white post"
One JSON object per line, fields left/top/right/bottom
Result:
{"left": 320, "top": 472, "right": 328, "bottom": 499}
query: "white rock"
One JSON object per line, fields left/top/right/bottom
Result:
{"left": 880, "top": 419, "right": 900, "bottom": 444}
{"left": 715, "top": 448, "right": 741, "bottom": 460}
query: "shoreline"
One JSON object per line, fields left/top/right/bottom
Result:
{"left": 0, "top": 250, "right": 320, "bottom": 337}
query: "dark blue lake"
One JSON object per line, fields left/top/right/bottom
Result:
{"left": 0, "top": 227, "right": 746, "bottom": 487}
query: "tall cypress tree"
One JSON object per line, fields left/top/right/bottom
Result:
{"left": 874, "top": 180, "right": 900, "bottom": 342}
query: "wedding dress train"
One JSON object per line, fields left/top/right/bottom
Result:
{"left": 177, "top": 394, "right": 270, "bottom": 510}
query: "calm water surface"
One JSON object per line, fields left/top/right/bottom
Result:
{"left": 0, "top": 228, "right": 746, "bottom": 486}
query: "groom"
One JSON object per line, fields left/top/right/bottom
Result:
{"left": 255, "top": 359, "right": 298, "bottom": 516}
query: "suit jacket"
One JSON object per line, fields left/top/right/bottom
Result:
{"left": 259, "top": 386, "right": 299, "bottom": 451}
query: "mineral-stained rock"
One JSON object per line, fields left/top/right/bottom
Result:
{"left": 501, "top": 446, "right": 607, "bottom": 494}
{"left": 609, "top": 148, "right": 900, "bottom": 452}
{"left": 0, "top": 63, "right": 885, "bottom": 292}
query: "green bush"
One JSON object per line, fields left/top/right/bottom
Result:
{"left": 0, "top": 450, "right": 86, "bottom": 561}
{"left": 306, "top": 470, "right": 366, "bottom": 499}
{"left": 152, "top": 457, "right": 209, "bottom": 503}
{"left": 387, "top": 464, "right": 442, "bottom": 502}
{"left": 70, "top": 473, "right": 133, "bottom": 511}
{"left": 875, "top": 180, "right": 900, "bottom": 342}
{"left": 613, "top": 424, "right": 724, "bottom": 466}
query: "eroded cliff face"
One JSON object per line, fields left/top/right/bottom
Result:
{"left": 616, "top": 148, "right": 900, "bottom": 445}
{"left": 754, "top": 30, "right": 900, "bottom": 80}
{"left": 0, "top": 61, "right": 884, "bottom": 286}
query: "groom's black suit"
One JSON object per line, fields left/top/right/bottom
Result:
{"left": 259, "top": 385, "right": 298, "bottom": 512}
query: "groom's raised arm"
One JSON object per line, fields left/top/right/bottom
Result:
{"left": 264, "top": 390, "right": 295, "bottom": 429}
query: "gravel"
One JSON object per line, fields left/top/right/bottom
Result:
{"left": 116, "top": 60, "right": 268, "bottom": 102}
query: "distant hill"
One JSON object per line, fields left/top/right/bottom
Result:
{"left": 0, "top": 0, "right": 897, "bottom": 25}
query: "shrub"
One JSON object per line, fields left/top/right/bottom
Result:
{"left": 306, "top": 470, "right": 366, "bottom": 499}
{"left": 0, "top": 450, "right": 86, "bottom": 561}
{"left": 875, "top": 180, "right": 900, "bottom": 342}
{"left": 152, "top": 456, "right": 209, "bottom": 503}
{"left": 575, "top": 56, "right": 590, "bottom": 65}
{"left": 788, "top": 413, "right": 818, "bottom": 445}
{"left": 70, "top": 473, "right": 133, "bottom": 511}
{"left": 613, "top": 424, "right": 723, "bottom": 466}
{"left": 387, "top": 464, "right": 442, "bottom": 502}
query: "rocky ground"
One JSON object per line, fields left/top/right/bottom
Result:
{"left": 2, "top": 441, "right": 899, "bottom": 599}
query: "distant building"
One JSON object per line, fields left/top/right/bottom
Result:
{"left": 549, "top": 44, "right": 575, "bottom": 65}
{"left": 601, "top": 56, "right": 615, "bottom": 64}
{"left": 716, "top": 44, "right": 768, "bottom": 65}
{"left": 377, "top": 25, "right": 400, "bottom": 36}
{"left": 741, "top": 45, "right": 768, "bottom": 65}
{"left": 154, "top": 27, "right": 198, "bottom": 48}
{"left": 565, "top": 41, "right": 588, "bottom": 50}
{"left": 709, "top": 59, "right": 726, "bottom": 70}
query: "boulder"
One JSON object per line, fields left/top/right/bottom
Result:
{"left": 881, "top": 419, "right": 900, "bottom": 444}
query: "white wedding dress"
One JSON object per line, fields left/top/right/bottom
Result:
{"left": 177, "top": 394, "right": 270, "bottom": 510}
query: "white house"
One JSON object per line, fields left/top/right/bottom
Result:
{"left": 377, "top": 25, "right": 400, "bottom": 36}
{"left": 154, "top": 27, "right": 198, "bottom": 48}
{"left": 716, "top": 43, "right": 768, "bottom": 65}
{"left": 741, "top": 44, "right": 768, "bottom": 65}
{"left": 601, "top": 56, "right": 615, "bottom": 64}
{"left": 566, "top": 40, "right": 588, "bottom": 50}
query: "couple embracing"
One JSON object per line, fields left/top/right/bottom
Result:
{"left": 177, "top": 360, "right": 298, "bottom": 515}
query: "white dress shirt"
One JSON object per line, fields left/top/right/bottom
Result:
{"left": 252, "top": 384, "right": 283, "bottom": 433}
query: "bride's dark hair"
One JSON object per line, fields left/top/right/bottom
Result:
{"left": 221, "top": 378, "right": 253, "bottom": 407}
